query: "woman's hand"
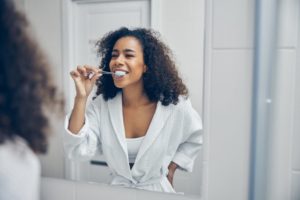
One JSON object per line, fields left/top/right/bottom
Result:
{"left": 70, "top": 65, "right": 101, "bottom": 99}
{"left": 167, "top": 162, "right": 178, "bottom": 187}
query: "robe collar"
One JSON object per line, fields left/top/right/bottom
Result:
{"left": 107, "top": 92, "right": 173, "bottom": 169}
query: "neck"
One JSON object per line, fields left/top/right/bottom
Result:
{"left": 122, "top": 84, "right": 151, "bottom": 107}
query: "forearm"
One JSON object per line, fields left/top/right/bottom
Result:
{"left": 68, "top": 97, "right": 87, "bottom": 134}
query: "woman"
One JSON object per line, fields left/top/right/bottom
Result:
{"left": 64, "top": 27, "right": 202, "bottom": 193}
{"left": 0, "top": 1, "right": 62, "bottom": 199}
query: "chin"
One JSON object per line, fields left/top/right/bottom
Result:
{"left": 113, "top": 82, "right": 126, "bottom": 88}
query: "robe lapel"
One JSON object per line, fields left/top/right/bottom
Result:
{"left": 134, "top": 102, "right": 174, "bottom": 165}
{"left": 107, "top": 93, "right": 128, "bottom": 159}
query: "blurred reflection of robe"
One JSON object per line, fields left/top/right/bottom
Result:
{"left": 63, "top": 93, "right": 202, "bottom": 193}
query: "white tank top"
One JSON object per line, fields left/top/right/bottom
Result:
{"left": 126, "top": 136, "right": 144, "bottom": 163}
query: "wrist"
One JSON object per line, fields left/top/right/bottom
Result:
{"left": 74, "top": 96, "right": 88, "bottom": 108}
{"left": 168, "top": 162, "right": 178, "bottom": 171}
{"left": 75, "top": 95, "right": 88, "bottom": 102}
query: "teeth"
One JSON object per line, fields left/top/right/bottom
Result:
{"left": 114, "top": 71, "right": 127, "bottom": 77}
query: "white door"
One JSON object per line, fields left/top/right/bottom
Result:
{"left": 63, "top": 0, "right": 150, "bottom": 182}
{"left": 74, "top": 0, "right": 150, "bottom": 66}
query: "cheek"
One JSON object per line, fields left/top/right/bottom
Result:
{"left": 135, "top": 60, "right": 146, "bottom": 72}
{"left": 134, "top": 70, "right": 145, "bottom": 80}
{"left": 109, "top": 60, "right": 114, "bottom": 69}
{"left": 133, "top": 64, "right": 145, "bottom": 76}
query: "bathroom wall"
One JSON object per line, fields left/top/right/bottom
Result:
{"left": 266, "top": 0, "right": 300, "bottom": 200}
{"left": 203, "top": 0, "right": 300, "bottom": 200}
{"left": 202, "top": 0, "right": 254, "bottom": 199}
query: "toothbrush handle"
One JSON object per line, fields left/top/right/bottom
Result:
{"left": 101, "top": 71, "right": 114, "bottom": 75}
{"left": 86, "top": 70, "right": 112, "bottom": 79}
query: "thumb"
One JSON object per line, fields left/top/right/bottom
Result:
{"left": 90, "top": 73, "right": 102, "bottom": 83}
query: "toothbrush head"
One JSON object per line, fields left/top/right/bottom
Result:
{"left": 114, "top": 71, "right": 127, "bottom": 77}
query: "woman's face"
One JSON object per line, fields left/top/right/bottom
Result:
{"left": 109, "top": 36, "right": 146, "bottom": 89}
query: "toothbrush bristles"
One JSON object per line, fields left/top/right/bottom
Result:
{"left": 114, "top": 71, "right": 126, "bottom": 77}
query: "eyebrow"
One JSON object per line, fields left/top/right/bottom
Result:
{"left": 112, "top": 49, "right": 136, "bottom": 53}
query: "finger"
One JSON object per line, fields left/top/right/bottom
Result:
{"left": 77, "top": 65, "right": 87, "bottom": 77}
{"left": 83, "top": 65, "right": 100, "bottom": 74}
{"left": 84, "top": 65, "right": 102, "bottom": 79}
{"left": 90, "top": 73, "right": 102, "bottom": 83}
{"left": 70, "top": 70, "right": 80, "bottom": 78}
{"left": 81, "top": 65, "right": 99, "bottom": 79}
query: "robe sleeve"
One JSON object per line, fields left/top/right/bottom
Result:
{"left": 172, "top": 99, "right": 203, "bottom": 172}
{"left": 63, "top": 100, "right": 102, "bottom": 161}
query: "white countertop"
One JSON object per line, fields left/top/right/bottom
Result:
{"left": 41, "top": 177, "right": 201, "bottom": 200}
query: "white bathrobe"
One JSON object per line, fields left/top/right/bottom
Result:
{"left": 63, "top": 93, "right": 202, "bottom": 193}
{"left": 0, "top": 136, "right": 40, "bottom": 200}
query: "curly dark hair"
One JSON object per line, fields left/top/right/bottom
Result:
{"left": 0, "top": 0, "right": 63, "bottom": 153}
{"left": 95, "top": 27, "right": 188, "bottom": 106}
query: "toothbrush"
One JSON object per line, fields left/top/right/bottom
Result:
{"left": 87, "top": 70, "right": 126, "bottom": 79}
{"left": 101, "top": 71, "right": 114, "bottom": 75}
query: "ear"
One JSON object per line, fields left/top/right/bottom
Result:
{"left": 143, "top": 65, "right": 147, "bottom": 73}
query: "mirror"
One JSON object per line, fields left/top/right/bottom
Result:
{"left": 15, "top": 0, "right": 205, "bottom": 198}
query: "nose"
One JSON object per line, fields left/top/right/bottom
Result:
{"left": 115, "top": 54, "right": 125, "bottom": 66}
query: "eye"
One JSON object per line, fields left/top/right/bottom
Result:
{"left": 125, "top": 54, "right": 134, "bottom": 58}
{"left": 111, "top": 53, "right": 118, "bottom": 58}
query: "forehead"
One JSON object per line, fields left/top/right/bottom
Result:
{"left": 113, "top": 36, "right": 142, "bottom": 51}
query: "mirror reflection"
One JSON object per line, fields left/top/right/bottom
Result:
{"left": 65, "top": 26, "right": 203, "bottom": 194}
{"left": 8, "top": 0, "right": 205, "bottom": 198}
